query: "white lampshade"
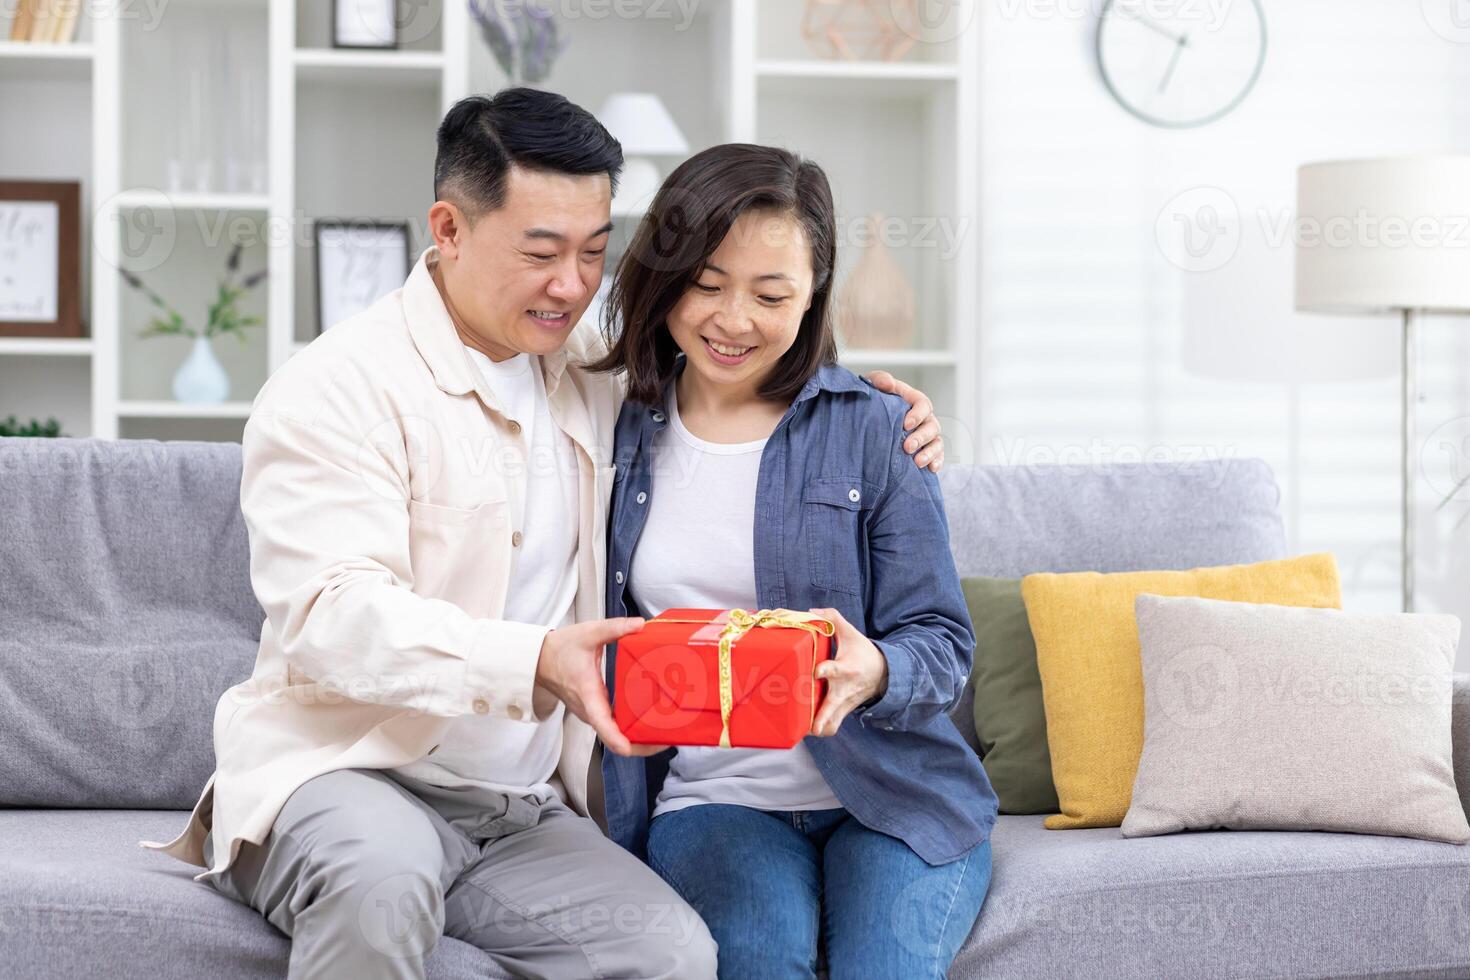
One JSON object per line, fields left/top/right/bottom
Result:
{"left": 597, "top": 93, "right": 689, "bottom": 157}
{"left": 1295, "top": 157, "right": 1470, "bottom": 314}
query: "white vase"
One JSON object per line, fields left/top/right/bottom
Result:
{"left": 172, "top": 336, "right": 230, "bottom": 404}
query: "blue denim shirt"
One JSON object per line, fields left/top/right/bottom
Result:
{"left": 602, "top": 360, "right": 998, "bottom": 866}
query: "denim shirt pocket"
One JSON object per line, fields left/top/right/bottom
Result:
{"left": 802, "top": 477, "right": 879, "bottom": 596}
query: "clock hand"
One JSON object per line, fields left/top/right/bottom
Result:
{"left": 1159, "top": 34, "right": 1188, "bottom": 93}
{"left": 1121, "top": 8, "right": 1188, "bottom": 45}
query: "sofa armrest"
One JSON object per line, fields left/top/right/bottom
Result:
{"left": 1456, "top": 674, "right": 1470, "bottom": 821}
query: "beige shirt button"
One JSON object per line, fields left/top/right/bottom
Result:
{"left": 507, "top": 704, "right": 524, "bottom": 721}
{"left": 508, "top": 420, "right": 522, "bottom": 435}
{"left": 512, "top": 531, "right": 523, "bottom": 547}
{"left": 472, "top": 698, "right": 490, "bottom": 715}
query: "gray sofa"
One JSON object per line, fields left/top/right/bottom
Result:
{"left": 2, "top": 436, "right": 1468, "bottom": 980}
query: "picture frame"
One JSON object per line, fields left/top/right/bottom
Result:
{"left": 313, "top": 219, "right": 412, "bottom": 335}
{"left": 0, "top": 180, "right": 81, "bottom": 339}
{"left": 331, "top": 0, "right": 398, "bottom": 49}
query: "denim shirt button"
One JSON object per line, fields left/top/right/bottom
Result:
{"left": 636, "top": 492, "right": 647, "bottom": 505}
{"left": 651, "top": 411, "right": 665, "bottom": 423}
{"left": 848, "top": 487, "right": 861, "bottom": 503}
{"left": 615, "top": 570, "right": 624, "bottom": 584}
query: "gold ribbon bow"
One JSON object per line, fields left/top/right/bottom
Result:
{"left": 647, "top": 608, "right": 836, "bottom": 748}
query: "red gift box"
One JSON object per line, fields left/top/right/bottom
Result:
{"left": 613, "top": 608, "right": 835, "bottom": 749}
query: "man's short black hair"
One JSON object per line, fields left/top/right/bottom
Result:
{"left": 433, "top": 87, "right": 623, "bottom": 220}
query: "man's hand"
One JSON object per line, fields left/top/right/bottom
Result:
{"left": 864, "top": 370, "right": 944, "bottom": 473}
{"left": 533, "top": 617, "right": 667, "bottom": 757}
{"left": 808, "top": 607, "right": 889, "bottom": 738}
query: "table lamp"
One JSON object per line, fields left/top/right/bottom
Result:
{"left": 597, "top": 93, "right": 689, "bottom": 216}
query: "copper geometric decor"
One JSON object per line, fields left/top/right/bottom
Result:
{"left": 801, "top": 0, "right": 917, "bottom": 62}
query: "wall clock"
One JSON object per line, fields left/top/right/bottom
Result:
{"left": 1097, "top": 0, "right": 1267, "bottom": 128}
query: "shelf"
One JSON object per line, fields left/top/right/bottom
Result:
{"left": 0, "top": 337, "right": 94, "bottom": 356}
{"left": 112, "top": 190, "right": 271, "bottom": 211}
{"left": 0, "top": 41, "right": 93, "bottom": 81}
{"left": 838, "top": 348, "right": 957, "bottom": 368}
{"left": 756, "top": 59, "right": 958, "bottom": 97}
{"left": 115, "top": 400, "right": 254, "bottom": 419}
{"left": 294, "top": 48, "right": 444, "bottom": 87}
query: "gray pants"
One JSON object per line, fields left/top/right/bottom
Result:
{"left": 203, "top": 767, "right": 718, "bottom": 980}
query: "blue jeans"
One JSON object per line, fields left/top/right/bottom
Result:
{"left": 646, "top": 804, "right": 992, "bottom": 980}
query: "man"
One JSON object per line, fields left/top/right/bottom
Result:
{"left": 142, "top": 88, "right": 948, "bottom": 979}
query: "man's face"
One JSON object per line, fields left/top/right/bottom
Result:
{"left": 438, "top": 165, "right": 613, "bottom": 360}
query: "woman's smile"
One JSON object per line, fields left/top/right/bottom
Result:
{"left": 701, "top": 335, "right": 758, "bottom": 365}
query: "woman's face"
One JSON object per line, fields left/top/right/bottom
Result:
{"left": 665, "top": 209, "right": 814, "bottom": 396}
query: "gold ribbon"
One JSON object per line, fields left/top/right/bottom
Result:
{"left": 647, "top": 609, "right": 835, "bottom": 748}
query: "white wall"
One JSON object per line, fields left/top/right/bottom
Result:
{"left": 976, "top": 0, "right": 1470, "bottom": 666}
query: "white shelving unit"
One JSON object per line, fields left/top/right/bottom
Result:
{"left": 735, "top": 0, "right": 980, "bottom": 435}
{"left": 2, "top": 0, "right": 979, "bottom": 444}
{"left": 0, "top": 338, "right": 95, "bottom": 356}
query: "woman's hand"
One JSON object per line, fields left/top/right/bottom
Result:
{"left": 808, "top": 607, "right": 889, "bottom": 737}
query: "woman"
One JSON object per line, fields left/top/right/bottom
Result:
{"left": 592, "top": 144, "right": 997, "bottom": 979}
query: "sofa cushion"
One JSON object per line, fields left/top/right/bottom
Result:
{"left": 1022, "top": 553, "right": 1342, "bottom": 830}
{"left": 938, "top": 459, "right": 1289, "bottom": 752}
{"left": 952, "top": 814, "right": 1470, "bottom": 980}
{"left": 0, "top": 808, "right": 506, "bottom": 980}
{"left": 1125, "top": 595, "right": 1468, "bottom": 844}
{"left": 0, "top": 438, "right": 262, "bottom": 807}
{"left": 963, "top": 577, "right": 1058, "bottom": 814}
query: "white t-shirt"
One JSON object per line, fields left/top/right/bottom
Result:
{"left": 628, "top": 385, "right": 842, "bottom": 818}
{"left": 393, "top": 348, "right": 580, "bottom": 797}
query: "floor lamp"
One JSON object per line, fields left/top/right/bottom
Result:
{"left": 1295, "top": 157, "right": 1470, "bottom": 612}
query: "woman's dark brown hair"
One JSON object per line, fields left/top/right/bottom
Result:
{"left": 589, "top": 143, "right": 838, "bottom": 406}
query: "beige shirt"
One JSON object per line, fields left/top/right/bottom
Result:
{"left": 141, "top": 247, "right": 621, "bottom": 883}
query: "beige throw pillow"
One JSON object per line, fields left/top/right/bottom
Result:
{"left": 1123, "top": 593, "right": 1469, "bottom": 844}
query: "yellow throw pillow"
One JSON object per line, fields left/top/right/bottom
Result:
{"left": 1022, "top": 553, "right": 1342, "bottom": 830}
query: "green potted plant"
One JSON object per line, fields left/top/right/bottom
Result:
{"left": 120, "top": 241, "right": 267, "bottom": 404}
{"left": 0, "top": 416, "right": 65, "bottom": 437}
